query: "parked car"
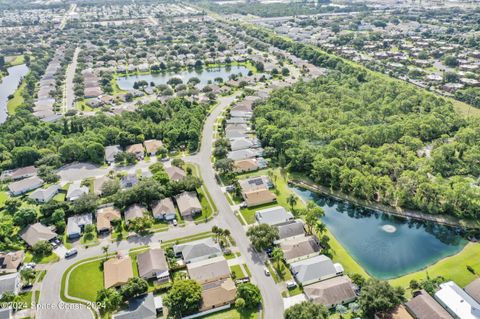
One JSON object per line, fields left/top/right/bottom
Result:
{"left": 286, "top": 281, "right": 297, "bottom": 289}
{"left": 65, "top": 249, "right": 78, "bottom": 258}
{"left": 172, "top": 219, "right": 178, "bottom": 226}
{"left": 264, "top": 267, "right": 270, "bottom": 276}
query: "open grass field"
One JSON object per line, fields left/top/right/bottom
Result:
{"left": 67, "top": 259, "right": 104, "bottom": 302}
{"left": 6, "top": 55, "right": 25, "bottom": 66}
{"left": 451, "top": 99, "right": 480, "bottom": 118}
{"left": 0, "top": 191, "right": 9, "bottom": 208}
{"left": 7, "top": 80, "right": 25, "bottom": 114}
{"left": 390, "top": 242, "right": 480, "bottom": 292}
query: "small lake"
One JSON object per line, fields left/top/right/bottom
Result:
{"left": 116, "top": 65, "right": 250, "bottom": 90}
{"left": 293, "top": 187, "right": 467, "bottom": 279}
{"left": 0, "top": 64, "right": 29, "bottom": 124}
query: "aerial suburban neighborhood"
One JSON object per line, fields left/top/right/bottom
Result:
{"left": 0, "top": 0, "right": 479, "bottom": 319}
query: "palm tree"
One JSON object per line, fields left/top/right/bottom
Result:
{"left": 286, "top": 194, "right": 298, "bottom": 213}
{"left": 271, "top": 247, "right": 284, "bottom": 268}
{"left": 314, "top": 221, "right": 327, "bottom": 235}
{"left": 102, "top": 245, "right": 109, "bottom": 261}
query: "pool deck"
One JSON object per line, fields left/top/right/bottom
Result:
{"left": 289, "top": 179, "right": 477, "bottom": 229}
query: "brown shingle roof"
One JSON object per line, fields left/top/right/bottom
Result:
{"left": 280, "top": 236, "right": 320, "bottom": 262}
{"left": 143, "top": 139, "right": 163, "bottom": 154}
{"left": 124, "top": 204, "right": 146, "bottom": 224}
{"left": 200, "top": 278, "right": 237, "bottom": 311}
{"left": 405, "top": 290, "right": 453, "bottom": 319}
{"left": 20, "top": 223, "right": 56, "bottom": 246}
{"left": 0, "top": 251, "right": 25, "bottom": 272}
{"left": 175, "top": 192, "right": 201, "bottom": 216}
{"left": 137, "top": 248, "right": 168, "bottom": 279}
{"left": 243, "top": 189, "right": 276, "bottom": 207}
{"left": 104, "top": 254, "right": 134, "bottom": 288}
{"left": 96, "top": 206, "right": 121, "bottom": 231}
{"left": 465, "top": 278, "right": 480, "bottom": 304}
{"left": 165, "top": 166, "right": 186, "bottom": 181}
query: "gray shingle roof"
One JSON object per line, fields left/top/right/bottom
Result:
{"left": 113, "top": 293, "right": 156, "bottom": 319}
{"left": 173, "top": 238, "right": 222, "bottom": 263}
{"left": 290, "top": 255, "right": 337, "bottom": 285}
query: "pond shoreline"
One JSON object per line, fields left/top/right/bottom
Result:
{"left": 289, "top": 179, "right": 475, "bottom": 229}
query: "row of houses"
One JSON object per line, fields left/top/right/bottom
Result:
{"left": 33, "top": 47, "right": 64, "bottom": 122}
{"left": 105, "top": 139, "right": 164, "bottom": 163}
{"left": 254, "top": 205, "right": 357, "bottom": 309}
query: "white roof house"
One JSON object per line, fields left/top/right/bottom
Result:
{"left": 255, "top": 206, "right": 294, "bottom": 226}
{"left": 434, "top": 281, "right": 480, "bottom": 319}
{"left": 66, "top": 214, "right": 93, "bottom": 239}
{"left": 66, "top": 181, "right": 89, "bottom": 201}
{"left": 29, "top": 185, "right": 59, "bottom": 203}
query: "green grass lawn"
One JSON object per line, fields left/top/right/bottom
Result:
{"left": 242, "top": 264, "right": 251, "bottom": 277}
{"left": 240, "top": 202, "right": 278, "bottom": 224}
{"left": 16, "top": 290, "right": 32, "bottom": 308}
{"left": 6, "top": 55, "right": 25, "bottom": 66}
{"left": 24, "top": 252, "right": 60, "bottom": 264}
{"left": 6, "top": 80, "right": 25, "bottom": 114}
{"left": 160, "top": 232, "right": 212, "bottom": 249}
{"left": 68, "top": 259, "right": 104, "bottom": 302}
{"left": 230, "top": 264, "right": 245, "bottom": 279}
{"left": 199, "top": 308, "right": 259, "bottom": 319}
{"left": 0, "top": 191, "right": 9, "bottom": 208}
{"left": 390, "top": 242, "right": 480, "bottom": 293}
{"left": 53, "top": 192, "right": 66, "bottom": 202}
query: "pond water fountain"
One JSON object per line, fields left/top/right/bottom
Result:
{"left": 293, "top": 187, "right": 466, "bottom": 279}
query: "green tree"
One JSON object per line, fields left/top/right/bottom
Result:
{"left": 96, "top": 288, "right": 122, "bottom": 312}
{"left": 284, "top": 301, "right": 329, "bottom": 319}
{"left": 271, "top": 247, "right": 284, "bottom": 268}
{"left": 236, "top": 283, "right": 261, "bottom": 309}
{"left": 120, "top": 277, "right": 148, "bottom": 300}
{"left": 164, "top": 279, "right": 202, "bottom": 316}
{"left": 246, "top": 224, "right": 279, "bottom": 251}
{"left": 286, "top": 194, "right": 298, "bottom": 213}
{"left": 304, "top": 201, "right": 324, "bottom": 234}
{"left": 358, "top": 279, "right": 405, "bottom": 317}
{"left": 13, "top": 207, "right": 37, "bottom": 227}
{"left": 31, "top": 241, "right": 53, "bottom": 258}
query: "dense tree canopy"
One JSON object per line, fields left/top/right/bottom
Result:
{"left": 254, "top": 72, "right": 480, "bottom": 219}
{"left": 358, "top": 279, "right": 405, "bottom": 317}
{"left": 164, "top": 279, "right": 202, "bottom": 316}
{"left": 284, "top": 301, "right": 329, "bottom": 319}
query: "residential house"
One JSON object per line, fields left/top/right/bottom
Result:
{"left": 229, "top": 138, "right": 256, "bottom": 151}
{"left": 28, "top": 184, "right": 59, "bottom": 203}
{"left": 175, "top": 192, "right": 202, "bottom": 217}
{"left": 275, "top": 220, "right": 305, "bottom": 244}
{"left": 280, "top": 236, "right": 321, "bottom": 264}
{"left": 96, "top": 206, "right": 122, "bottom": 233}
{"left": 165, "top": 166, "right": 186, "bottom": 182}
{"left": 66, "top": 213, "right": 93, "bottom": 239}
{"left": 434, "top": 281, "right": 480, "bottom": 319}
{"left": 187, "top": 256, "right": 230, "bottom": 284}
{"left": 143, "top": 140, "right": 163, "bottom": 156}
{"left": 124, "top": 204, "right": 146, "bottom": 225}
{"left": 93, "top": 176, "right": 111, "bottom": 196}
{"left": 0, "top": 308, "right": 11, "bottom": 319}
{"left": 227, "top": 149, "right": 257, "bottom": 161}
{"left": 0, "top": 166, "right": 37, "bottom": 181}
{"left": 19, "top": 223, "right": 57, "bottom": 247}
{"left": 121, "top": 173, "right": 138, "bottom": 189}
{"left": 243, "top": 189, "right": 277, "bottom": 207}
{"left": 0, "top": 273, "right": 20, "bottom": 298}
{"left": 112, "top": 293, "right": 161, "bottom": 319}
{"left": 66, "top": 181, "right": 89, "bottom": 201}
{"left": 152, "top": 198, "right": 176, "bottom": 221}
{"left": 255, "top": 206, "right": 293, "bottom": 226}
{"left": 290, "top": 255, "right": 341, "bottom": 286}
{"left": 126, "top": 144, "right": 145, "bottom": 160}
{"left": 375, "top": 306, "right": 413, "bottom": 319}
{"left": 104, "top": 252, "right": 134, "bottom": 288}
{"left": 105, "top": 145, "right": 122, "bottom": 164}
{"left": 173, "top": 237, "right": 222, "bottom": 264}
{"left": 8, "top": 176, "right": 44, "bottom": 196}
{"left": 200, "top": 278, "right": 237, "bottom": 312}
{"left": 0, "top": 251, "right": 24, "bottom": 273}
{"left": 239, "top": 175, "right": 272, "bottom": 192}
{"left": 233, "top": 159, "right": 259, "bottom": 173}
{"left": 405, "top": 289, "right": 453, "bottom": 319}
{"left": 137, "top": 249, "right": 169, "bottom": 283}
{"left": 304, "top": 276, "right": 356, "bottom": 308}
{"left": 465, "top": 279, "right": 480, "bottom": 304}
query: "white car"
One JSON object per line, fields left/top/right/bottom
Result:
{"left": 65, "top": 249, "right": 78, "bottom": 258}
{"left": 172, "top": 219, "right": 178, "bottom": 226}
{"left": 264, "top": 267, "right": 270, "bottom": 276}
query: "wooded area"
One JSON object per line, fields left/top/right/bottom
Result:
{"left": 254, "top": 72, "right": 480, "bottom": 219}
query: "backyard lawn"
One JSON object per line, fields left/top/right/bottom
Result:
{"left": 240, "top": 202, "right": 278, "bottom": 224}
{"left": 68, "top": 259, "right": 104, "bottom": 302}
{"left": 199, "top": 308, "right": 258, "bottom": 319}
{"left": 7, "top": 81, "right": 26, "bottom": 114}
{"left": 24, "top": 252, "right": 60, "bottom": 264}
{"left": 390, "top": 242, "right": 480, "bottom": 292}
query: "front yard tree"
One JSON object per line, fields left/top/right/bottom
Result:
{"left": 31, "top": 241, "right": 53, "bottom": 258}
{"left": 358, "top": 279, "right": 405, "bottom": 317}
{"left": 13, "top": 207, "right": 37, "bottom": 227}
{"left": 165, "top": 279, "right": 202, "bottom": 317}
{"left": 304, "top": 201, "right": 325, "bottom": 234}
{"left": 246, "top": 224, "right": 279, "bottom": 251}
{"left": 284, "top": 301, "right": 328, "bottom": 319}
{"left": 96, "top": 288, "right": 122, "bottom": 312}
{"left": 236, "top": 283, "right": 261, "bottom": 308}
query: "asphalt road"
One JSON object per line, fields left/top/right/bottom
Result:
{"left": 185, "top": 93, "right": 285, "bottom": 319}
{"left": 64, "top": 47, "right": 80, "bottom": 112}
